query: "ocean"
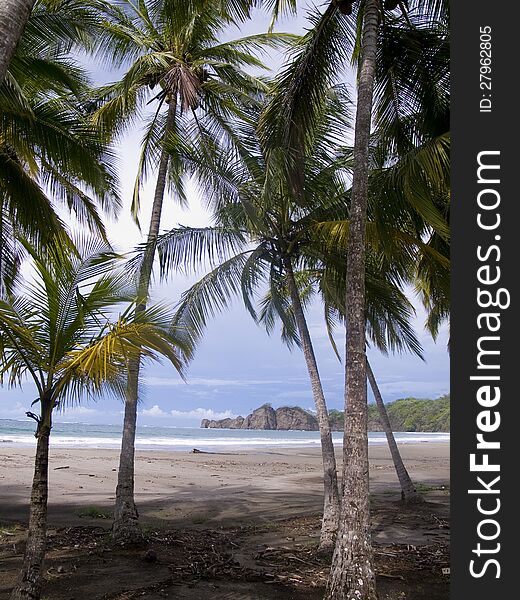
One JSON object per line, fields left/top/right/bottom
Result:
{"left": 0, "top": 419, "right": 449, "bottom": 452}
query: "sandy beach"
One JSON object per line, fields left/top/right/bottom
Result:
{"left": 0, "top": 443, "right": 450, "bottom": 599}
{"left": 0, "top": 443, "right": 449, "bottom": 530}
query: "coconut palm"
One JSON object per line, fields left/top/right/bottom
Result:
{"left": 150, "top": 88, "right": 349, "bottom": 551}
{"left": 328, "top": 2, "right": 451, "bottom": 509}
{"left": 92, "top": 0, "right": 294, "bottom": 540}
{"left": 314, "top": 258, "right": 428, "bottom": 506}
{"left": 322, "top": 3, "right": 380, "bottom": 595}
{"left": 1, "top": 0, "right": 122, "bottom": 295}
{"left": 315, "top": 126, "right": 449, "bottom": 507}
{"left": 262, "top": 254, "right": 429, "bottom": 507}
{"left": 142, "top": 87, "right": 430, "bottom": 550}
{"left": 1, "top": 238, "right": 190, "bottom": 600}
{"left": 0, "top": 90, "right": 120, "bottom": 251}
{"left": 366, "top": 361, "right": 420, "bottom": 498}
{"left": 271, "top": 185, "right": 445, "bottom": 509}
{"left": 153, "top": 199, "right": 426, "bottom": 548}
{"left": 0, "top": 0, "right": 113, "bottom": 82}
{"left": 257, "top": 2, "right": 449, "bottom": 595}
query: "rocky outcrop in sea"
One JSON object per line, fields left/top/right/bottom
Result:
{"left": 201, "top": 404, "right": 319, "bottom": 431}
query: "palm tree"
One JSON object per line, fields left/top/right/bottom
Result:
{"left": 305, "top": 245, "right": 429, "bottom": 506}
{"left": 1, "top": 238, "right": 190, "bottom": 600}
{"left": 366, "top": 361, "right": 420, "bottom": 500}
{"left": 145, "top": 90, "right": 426, "bottom": 550}
{"left": 356, "top": 4, "right": 450, "bottom": 508}
{"left": 266, "top": 259, "right": 427, "bottom": 507}
{"left": 316, "top": 125, "right": 449, "bottom": 507}
{"left": 152, "top": 89, "right": 348, "bottom": 551}
{"left": 326, "top": 1, "right": 381, "bottom": 595}
{"left": 315, "top": 251, "right": 425, "bottom": 506}
{"left": 258, "top": 0, "right": 385, "bottom": 586}
{"left": 93, "top": 0, "right": 294, "bottom": 540}
{"left": 0, "top": 0, "right": 112, "bottom": 89}
{"left": 0, "top": 0, "right": 36, "bottom": 81}
{"left": 256, "top": 1, "right": 449, "bottom": 595}
{"left": 1, "top": 0, "right": 122, "bottom": 294}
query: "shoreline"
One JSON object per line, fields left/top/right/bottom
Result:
{"left": 0, "top": 428, "right": 450, "bottom": 452}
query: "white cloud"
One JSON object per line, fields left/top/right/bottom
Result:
{"left": 140, "top": 405, "right": 235, "bottom": 420}
{"left": 144, "top": 376, "right": 283, "bottom": 388}
{"left": 141, "top": 404, "right": 168, "bottom": 417}
{"left": 170, "top": 408, "right": 235, "bottom": 420}
{"left": 67, "top": 406, "right": 99, "bottom": 415}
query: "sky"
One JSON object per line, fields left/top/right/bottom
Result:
{"left": 0, "top": 3, "right": 449, "bottom": 428}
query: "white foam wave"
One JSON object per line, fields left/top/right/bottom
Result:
{"left": 0, "top": 432, "right": 449, "bottom": 450}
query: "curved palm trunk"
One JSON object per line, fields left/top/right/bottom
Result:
{"left": 113, "top": 98, "right": 177, "bottom": 542}
{"left": 284, "top": 259, "right": 340, "bottom": 551}
{"left": 326, "top": 2, "right": 380, "bottom": 599}
{"left": 10, "top": 399, "right": 52, "bottom": 600}
{"left": 0, "top": 0, "right": 35, "bottom": 82}
{"left": 367, "top": 360, "right": 422, "bottom": 503}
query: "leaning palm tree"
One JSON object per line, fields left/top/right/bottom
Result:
{"left": 154, "top": 197, "right": 426, "bottom": 548}
{"left": 1, "top": 238, "right": 190, "bottom": 600}
{"left": 262, "top": 254, "right": 428, "bottom": 507}
{"left": 316, "top": 109, "right": 449, "bottom": 506}
{"left": 316, "top": 258, "right": 428, "bottom": 505}
{"left": 93, "top": 0, "right": 294, "bottom": 540}
{"left": 267, "top": 185, "right": 447, "bottom": 508}
{"left": 366, "top": 361, "right": 420, "bottom": 499}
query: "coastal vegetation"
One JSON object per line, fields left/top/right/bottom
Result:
{"left": 329, "top": 394, "right": 450, "bottom": 433}
{"left": 0, "top": 1, "right": 449, "bottom": 599}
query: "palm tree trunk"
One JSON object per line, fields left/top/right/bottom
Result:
{"left": 0, "top": 0, "right": 35, "bottom": 82}
{"left": 113, "top": 97, "right": 177, "bottom": 542}
{"left": 284, "top": 258, "right": 340, "bottom": 551}
{"left": 10, "top": 399, "right": 52, "bottom": 600}
{"left": 326, "top": 2, "right": 380, "bottom": 599}
{"left": 367, "top": 360, "right": 422, "bottom": 503}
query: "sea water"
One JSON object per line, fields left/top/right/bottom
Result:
{"left": 0, "top": 419, "right": 449, "bottom": 452}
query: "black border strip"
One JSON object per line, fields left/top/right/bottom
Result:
{"left": 451, "top": 1, "right": 517, "bottom": 597}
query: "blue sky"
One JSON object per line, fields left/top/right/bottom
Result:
{"left": 0, "top": 3, "right": 449, "bottom": 427}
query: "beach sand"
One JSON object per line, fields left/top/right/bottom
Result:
{"left": 0, "top": 443, "right": 449, "bottom": 531}
{"left": 0, "top": 443, "right": 450, "bottom": 599}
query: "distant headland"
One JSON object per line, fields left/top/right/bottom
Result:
{"left": 200, "top": 395, "right": 450, "bottom": 432}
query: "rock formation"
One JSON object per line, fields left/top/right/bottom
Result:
{"left": 245, "top": 405, "right": 277, "bottom": 429}
{"left": 201, "top": 404, "right": 319, "bottom": 431}
{"left": 200, "top": 395, "right": 451, "bottom": 432}
{"left": 275, "top": 406, "right": 319, "bottom": 431}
